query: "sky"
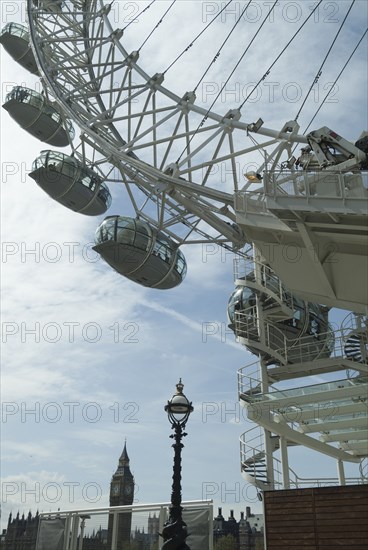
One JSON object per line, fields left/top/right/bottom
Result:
{"left": 1, "top": 0, "right": 367, "bottom": 535}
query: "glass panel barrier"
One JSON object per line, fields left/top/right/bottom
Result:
{"left": 36, "top": 501, "right": 213, "bottom": 550}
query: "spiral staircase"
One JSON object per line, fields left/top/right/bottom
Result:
{"left": 231, "top": 254, "right": 368, "bottom": 491}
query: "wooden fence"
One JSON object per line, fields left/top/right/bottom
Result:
{"left": 264, "top": 484, "right": 368, "bottom": 549}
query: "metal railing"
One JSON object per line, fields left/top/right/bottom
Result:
{"left": 235, "top": 312, "right": 288, "bottom": 356}
{"left": 238, "top": 371, "right": 271, "bottom": 402}
{"left": 280, "top": 327, "right": 365, "bottom": 367}
{"left": 235, "top": 314, "right": 366, "bottom": 368}
{"left": 240, "top": 427, "right": 365, "bottom": 490}
{"left": 234, "top": 191, "right": 268, "bottom": 214}
{"left": 341, "top": 312, "right": 368, "bottom": 335}
{"left": 263, "top": 170, "right": 368, "bottom": 199}
{"left": 234, "top": 171, "right": 368, "bottom": 214}
{"left": 238, "top": 366, "right": 368, "bottom": 405}
{"left": 233, "top": 257, "right": 294, "bottom": 313}
{"left": 240, "top": 426, "right": 275, "bottom": 488}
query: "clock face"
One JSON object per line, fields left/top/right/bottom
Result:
{"left": 112, "top": 484, "right": 120, "bottom": 495}
{"left": 124, "top": 485, "right": 133, "bottom": 496}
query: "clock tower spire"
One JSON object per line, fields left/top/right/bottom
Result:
{"left": 110, "top": 439, "right": 134, "bottom": 505}
{"left": 108, "top": 440, "right": 135, "bottom": 549}
{"left": 117, "top": 440, "right": 130, "bottom": 470}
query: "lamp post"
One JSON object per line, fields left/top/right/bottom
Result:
{"left": 78, "top": 514, "right": 90, "bottom": 550}
{"left": 161, "top": 379, "right": 193, "bottom": 550}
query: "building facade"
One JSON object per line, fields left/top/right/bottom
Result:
{"left": 213, "top": 507, "right": 264, "bottom": 550}
{"left": 1, "top": 512, "right": 39, "bottom": 550}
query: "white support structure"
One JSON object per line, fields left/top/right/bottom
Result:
{"left": 279, "top": 437, "right": 290, "bottom": 490}
{"left": 337, "top": 459, "right": 346, "bottom": 486}
{"left": 234, "top": 172, "right": 368, "bottom": 313}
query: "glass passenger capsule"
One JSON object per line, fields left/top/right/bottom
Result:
{"left": 32, "top": 0, "right": 64, "bottom": 12}
{"left": 94, "top": 216, "right": 187, "bottom": 289}
{"left": 0, "top": 23, "right": 38, "bottom": 74}
{"left": 3, "top": 86, "right": 75, "bottom": 147}
{"left": 227, "top": 274, "right": 334, "bottom": 363}
{"left": 29, "top": 151, "right": 112, "bottom": 216}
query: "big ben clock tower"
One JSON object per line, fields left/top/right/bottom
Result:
{"left": 108, "top": 441, "right": 135, "bottom": 549}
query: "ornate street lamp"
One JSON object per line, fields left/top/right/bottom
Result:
{"left": 161, "top": 379, "right": 193, "bottom": 550}
{"left": 78, "top": 514, "right": 90, "bottom": 550}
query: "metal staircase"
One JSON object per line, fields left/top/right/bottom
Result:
{"left": 239, "top": 369, "right": 368, "bottom": 462}
{"left": 240, "top": 426, "right": 275, "bottom": 490}
{"left": 232, "top": 250, "right": 368, "bottom": 491}
{"left": 234, "top": 257, "right": 294, "bottom": 322}
{"left": 242, "top": 451, "right": 268, "bottom": 487}
{"left": 231, "top": 255, "right": 350, "bottom": 369}
{"left": 342, "top": 313, "right": 368, "bottom": 366}
{"left": 240, "top": 426, "right": 365, "bottom": 490}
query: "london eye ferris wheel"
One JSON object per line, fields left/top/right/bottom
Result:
{"left": 1, "top": 0, "right": 365, "bottom": 293}
{"left": 1, "top": 0, "right": 368, "bottom": 496}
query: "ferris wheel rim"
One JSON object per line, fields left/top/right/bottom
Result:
{"left": 24, "top": 0, "right": 367, "bottom": 251}
{"left": 26, "top": 0, "right": 309, "bottom": 157}
{"left": 24, "top": 0, "right": 252, "bottom": 247}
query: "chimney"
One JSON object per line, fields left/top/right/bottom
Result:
{"left": 240, "top": 512, "right": 244, "bottom": 520}
{"left": 246, "top": 506, "right": 251, "bottom": 518}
